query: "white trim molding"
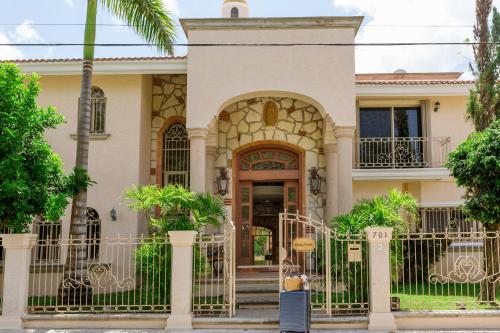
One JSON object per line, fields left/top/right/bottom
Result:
{"left": 16, "top": 59, "right": 188, "bottom": 76}
{"left": 352, "top": 168, "right": 452, "bottom": 181}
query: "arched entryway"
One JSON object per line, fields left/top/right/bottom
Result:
{"left": 233, "top": 142, "right": 305, "bottom": 266}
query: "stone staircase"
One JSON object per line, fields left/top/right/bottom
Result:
{"left": 236, "top": 266, "right": 280, "bottom": 309}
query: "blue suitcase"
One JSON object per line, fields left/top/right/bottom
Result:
{"left": 279, "top": 290, "right": 311, "bottom": 333}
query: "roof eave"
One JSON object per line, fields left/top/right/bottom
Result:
{"left": 180, "top": 16, "right": 364, "bottom": 37}
{"left": 12, "top": 58, "right": 188, "bottom": 75}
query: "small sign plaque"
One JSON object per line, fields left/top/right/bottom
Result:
{"left": 348, "top": 243, "right": 362, "bottom": 262}
{"left": 292, "top": 237, "right": 315, "bottom": 252}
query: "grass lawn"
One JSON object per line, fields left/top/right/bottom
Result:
{"left": 392, "top": 282, "right": 500, "bottom": 311}
{"left": 27, "top": 289, "right": 171, "bottom": 313}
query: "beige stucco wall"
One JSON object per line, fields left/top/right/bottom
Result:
{"left": 353, "top": 181, "right": 404, "bottom": 202}
{"left": 37, "top": 74, "right": 151, "bottom": 239}
{"left": 428, "top": 96, "right": 473, "bottom": 151}
{"left": 186, "top": 27, "right": 357, "bottom": 129}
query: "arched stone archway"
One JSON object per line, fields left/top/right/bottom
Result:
{"left": 215, "top": 96, "right": 326, "bottom": 222}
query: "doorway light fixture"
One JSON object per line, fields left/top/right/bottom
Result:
{"left": 110, "top": 208, "right": 117, "bottom": 221}
{"left": 308, "top": 167, "right": 324, "bottom": 195}
{"left": 216, "top": 167, "right": 230, "bottom": 196}
{"left": 434, "top": 101, "right": 441, "bottom": 112}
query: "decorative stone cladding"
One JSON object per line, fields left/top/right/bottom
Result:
{"left": 150, "top": 74, "right": 187, "bottom": 184}
{"left": 217, "top": 97, "right": 326, "bottom": 221}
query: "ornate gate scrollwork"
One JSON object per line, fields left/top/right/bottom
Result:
{"left": 429, "top": 255, "right": 500, "bottom": 284}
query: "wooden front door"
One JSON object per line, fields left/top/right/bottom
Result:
{"left": 234, "top": 144, "right": 304, "bottom": 266}
{"left": 237, "top": 181, "right": 253, "bottom": 265}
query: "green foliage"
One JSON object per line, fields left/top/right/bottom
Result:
{"left": 135, "top": 237, "right": 172, "bottom": 305}
{"left": 466, "top": 5, "right": 500, "bottom": 131}
{"left": 323, "top": 190, "right": 418, "bottom": 302}
{"left": 0, "top": 63, "right": 72, "bottom": 232}
{"left": 100, "top": 0, "right": 176, "bottom": 55}
{"left": 126, "top": 185, "right": 224, "bottom": 303}
{"left": 125, "top": 185, "right": 225, "bottom": 233}
{"left": 446, "top": 120, "right": 500, "bottom": 225}
{"left": 330, "top": 189, "right": 418, "bottom": 234}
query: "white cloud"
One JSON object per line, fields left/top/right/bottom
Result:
{"left": 64, "top": 0, "right": 75, "bottom": 7}
{"left": 333, "top": 0, "right": 479, "bottom": 73}
{"left": 8, "top": 20, "right": 44, "bottom": 43}
{"left": 162, "top": 0, "right": 180, "bottom": 16}
{"left": 0, "top": 33, "right": 24, "bottom": 60}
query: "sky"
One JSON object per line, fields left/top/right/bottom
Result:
{"left": 1, "top": 0, "right": 499, "bottom": 75}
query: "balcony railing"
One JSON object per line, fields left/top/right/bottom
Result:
{"left": 354, "top": 137, "right": 451, "bottom": 169}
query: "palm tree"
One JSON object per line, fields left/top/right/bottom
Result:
{"left": 59, "top": 0, "right": 176, "bottom": 304}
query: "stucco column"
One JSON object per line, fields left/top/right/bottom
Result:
{"left": 335, "top": 127, "right": 355, "bottom": 214}
{"left": 205, "top": 146, "right": 217, "bottom": 194}
{"left": 324, "top": 143, "right": 338, "bottom": 219}
{"left": 365, "top": 227, "right": 397, "bottom": 331}
{"left": 166, "top": 230, "right": 197, "bottom": 330}
{"left": 188, "top": 128, "right": 208, "bottom": 193}
{"left": 0, "top": 234, "right": 37, "bottom": 329}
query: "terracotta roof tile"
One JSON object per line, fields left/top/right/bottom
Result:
{"left": 7, "top": 56, "right": 186, "bottom": 63}
{"left": 355, "top": 79, "right": 475, "bottom": 85}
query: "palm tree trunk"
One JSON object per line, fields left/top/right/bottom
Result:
{"left": 479, "top": 223, "right": 500, "bottom": 304}
{"left": 58, "top": 0, "right": 97, "bottom": 305}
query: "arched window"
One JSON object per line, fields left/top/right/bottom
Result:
{"left": 90, "top": 86, "right": 106, "bottom": 133}
{"left": 86, "top": 207, "right": 101, "bottom": 260}
{"left": 162, "top": 122, "right": 190, "bottom": 188}
{"left": 231, "top": 7, "right": 239, "bottom": 18}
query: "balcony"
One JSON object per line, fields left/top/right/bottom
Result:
{"left": 353, "top": 137, "right": 451, "bottom": 180}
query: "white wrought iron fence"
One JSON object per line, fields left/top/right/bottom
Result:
{"left": 391, "top": 230, "right": 500, "bottom": 311}
{"left": 28, "top": 235, "right": 171, "bottom": 314}
{"left": 193, "top": 221, "right": 235, "bottom": 317}
{"left": 328, "top": 229, "right": 370, "bottom": 315}
{"left": 355, "top": 137, "right": 450, "bottom": 169}
{"left": 279, "top": 212, "right": 369, "bottom": 316}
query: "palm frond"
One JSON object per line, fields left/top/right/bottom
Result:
{"left": 100, "top": 0, "right": 176, "bottom": 54}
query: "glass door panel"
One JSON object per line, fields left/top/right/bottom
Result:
{"left": 359, "top": 108, "right": 392, "bottom": 167}
{"left": 394, "top": 107, "right": 423, "bottom": 166}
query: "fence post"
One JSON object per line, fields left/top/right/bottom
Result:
{"left": 166, "top": 230, "right": 197, "bottom": 330}
{"left": 365, "top": 227, "right": 396, "bottom": 331}
{"left": 0, "top": 233, "right": 37, "bottom": 329}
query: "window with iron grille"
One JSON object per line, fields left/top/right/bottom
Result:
{"left": 78, "top": 87, "right": 107, "bottom": 134}
{"left": 86, "top": 207, "right": 101, "bottom": 260}
{"left": 33, "top": 217, "right": 61, "bottom": 262}
{"left": 162, "top": 122, "right": 190, "bottom": 189}
{"left": 419, "top": 207, "right": 480, "bottom": 233}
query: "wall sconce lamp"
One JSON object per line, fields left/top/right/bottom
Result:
{"left": 308, "top": 167, "right": 325, "bottom": 195}
{"left": 110, "top": 208, "right": 117, "bottom": 221}
{"left": 434, "top": 101, "right": 441, "bottom": 112}
{"left": 216, "top": 167, "right": 230, "bottom": 196}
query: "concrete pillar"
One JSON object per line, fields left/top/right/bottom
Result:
{"left": 335, "top": 126, "right": 355, "bottom": 214}
{"left": 166, "top": 230, "right": 197, "bottom": 330}
{"left": 0, "top": 234, "right": 37, "bottom": 329}
{"left": 324, "top": 143, "right": 338, "bottom": 219}
{"left": 206, "top": 146, "right": 217, "bottom": 194}
{"left": 365, "top": 227, "right": 396, "bottom": 331}
{"left": 188, "top": 128, "right": 208, "bottom": 193}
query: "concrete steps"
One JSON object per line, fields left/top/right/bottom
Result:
{"left": 236, "top": 274, "right": 280, "bottom": 309}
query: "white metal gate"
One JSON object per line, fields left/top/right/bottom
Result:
{"left": 279, "top": 211, "right": 369, "bottom": 316}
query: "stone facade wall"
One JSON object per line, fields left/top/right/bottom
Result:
{"left": 150, "top": 74, "right": 187, "bottom": 185}
{"left": 217, "top": 97, "right": 326, "bottom": 221}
